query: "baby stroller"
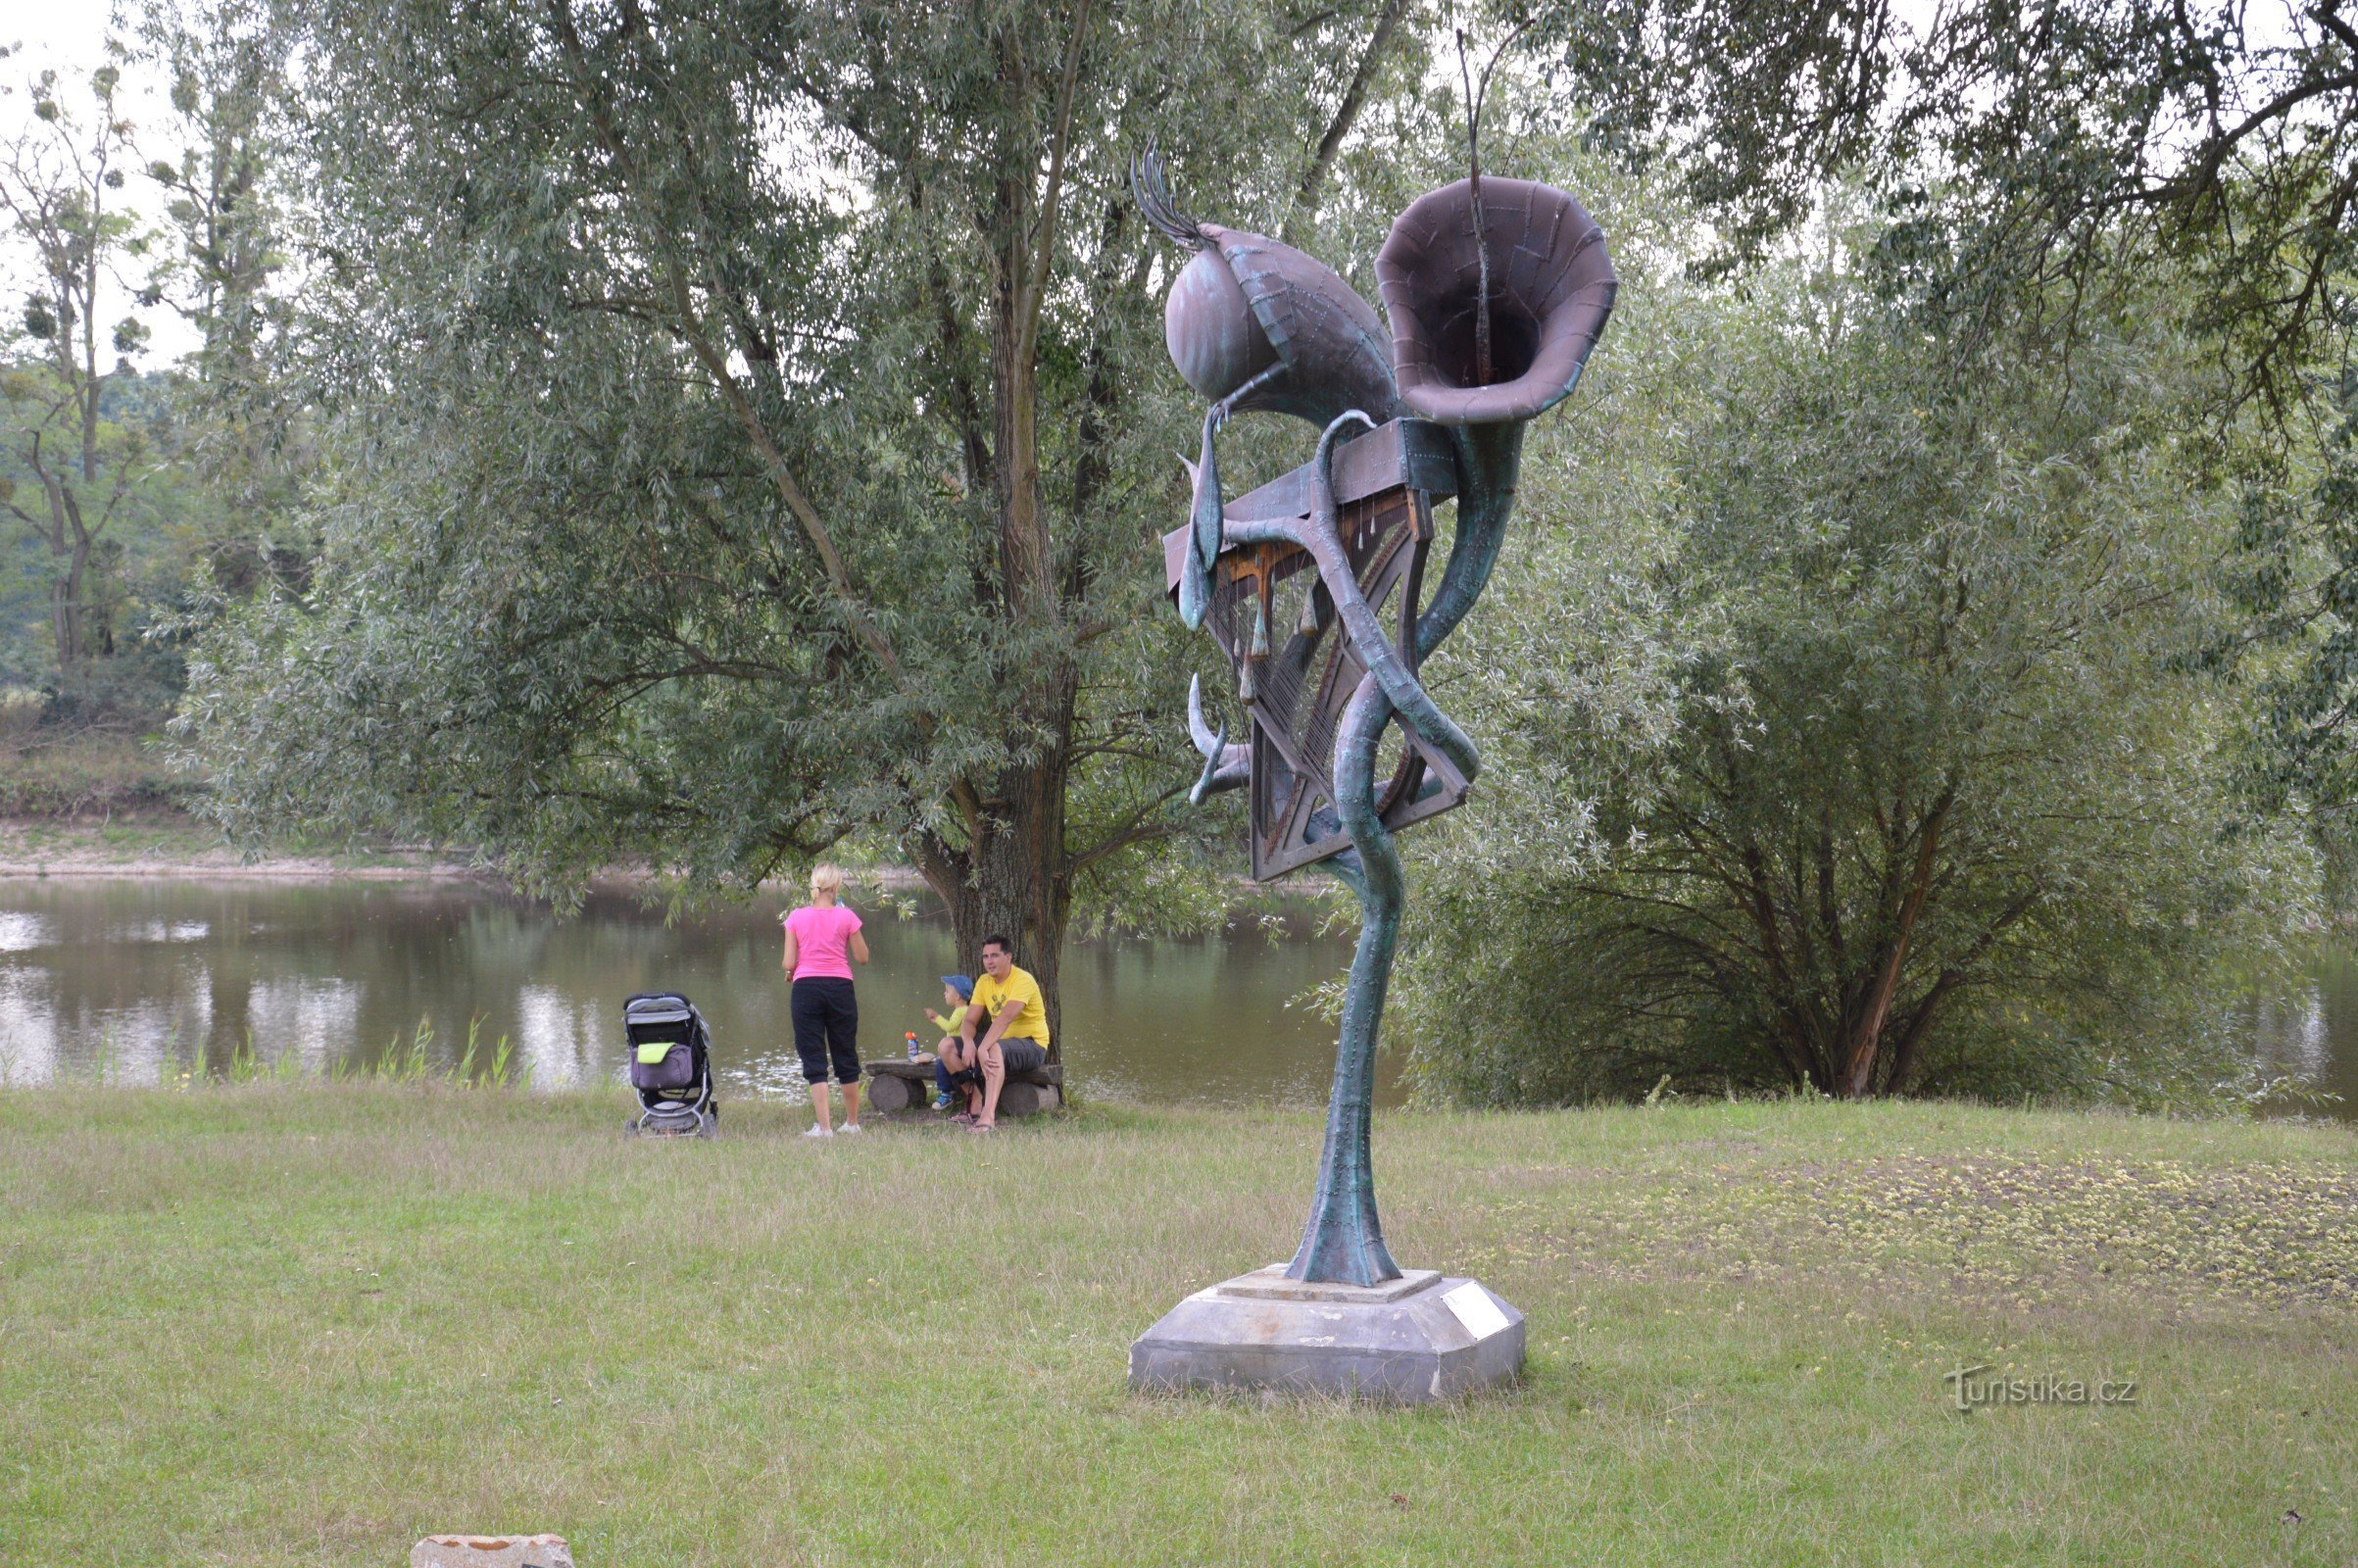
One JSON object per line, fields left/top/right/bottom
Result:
{"left": 622, "top": 992, "right": 718, "bottom": 1138}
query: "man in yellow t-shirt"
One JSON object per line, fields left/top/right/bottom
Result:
{"left": 945, "top": 933, "right": 1051, "bottom": 1131}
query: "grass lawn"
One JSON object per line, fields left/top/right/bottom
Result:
{"left": 3, "top": 1088, "right": 2354, "bottom": 1566}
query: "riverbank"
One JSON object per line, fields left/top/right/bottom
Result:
{"left": 0, "top": 815, "right": 488, "bottom": 880}
{"left": 3, "top": 1090, "right": 2351, "bottom": 1565}
{"left": 0, "top": 816, "right": 956, "bottom": 888}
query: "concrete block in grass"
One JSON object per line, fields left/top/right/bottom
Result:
{"left": 412, "top": 1537, "right": 573, "bottom": 1568}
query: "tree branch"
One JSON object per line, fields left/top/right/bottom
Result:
{"left": 1284, "top": 0, "right": 1412, "bottom": 240}
{"left": 1065, "top": 782, "right": 1188, "bottom": 877}
{"left": 1020, "top": 0, "right": 1095, "bottom": 363}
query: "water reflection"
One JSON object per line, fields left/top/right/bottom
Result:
{"left": 0, "top": 880, "right": 1375, "bottom": 1107}
{"left": 27, "top": 877, "right": 2344, "bottom": 1117}
{"left": 2252, "top": 950, "right": 2358, "bottom": 1118}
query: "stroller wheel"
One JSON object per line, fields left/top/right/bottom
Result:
{"left": 623, "top": 1118, "right": 642, "bottom": 1137}
{"left": 696, "top": 1110, "right": 718, "bottom": 1140}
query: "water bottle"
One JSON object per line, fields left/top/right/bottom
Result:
{"left": 905, "top": 1030, "right": 921, "bottom": 1060}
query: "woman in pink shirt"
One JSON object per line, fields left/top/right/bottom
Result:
{"left": 780, "top": 863, "right": 870, "bottom": 1137}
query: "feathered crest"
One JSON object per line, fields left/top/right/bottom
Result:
{"left": 1130, "top": 142, "right": 1210, "bottom": 252}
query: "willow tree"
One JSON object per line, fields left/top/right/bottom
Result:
{"left": 180, "top": 0, "right": 1426, "bottom": 1033}
{"left": 1394, "top": 236, "right": 2313, "bottom": 1107}
{"left": 138, "top": 0, "right": 304, "bottom": 585}
{"left": 1523, "top": 0, "right": 2358, "bottom": 840}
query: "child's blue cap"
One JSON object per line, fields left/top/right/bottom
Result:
{"left": 942, "top": 973, "right": 974, "bottom": 1000}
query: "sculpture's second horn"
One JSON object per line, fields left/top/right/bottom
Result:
{"left": 1374, "top": 177, "right": 1616, "bottom": 426}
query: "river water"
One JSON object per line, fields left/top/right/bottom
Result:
{"left": 3, "top": 877, "right": 2352, "bottom": 1117}
{"left": 2250, "top": 947, "right": 2358, "bottom": 1119}
{"left": 0, "top": 879, "right": 1383, "bottom": 1106}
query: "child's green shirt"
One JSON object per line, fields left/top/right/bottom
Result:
{"left": 923, "top": 1004, "right": 975, "bottom": 1047}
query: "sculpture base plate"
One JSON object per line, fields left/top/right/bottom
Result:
{"left": 1128, "top": 1265, "right": 1524, "bottom": 1403}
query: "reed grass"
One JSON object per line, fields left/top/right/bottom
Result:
{"left": 53, "top": 1016, "right": 541, "bottom": 1092}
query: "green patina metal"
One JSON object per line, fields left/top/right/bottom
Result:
{"left": 1137, "top": 153, "right": 1617, "bottom": 1286}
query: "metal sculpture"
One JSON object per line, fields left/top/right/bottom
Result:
{"left": 1138, "top": 152, "right": 1616, "bottom": 1288}
{"left": 1135, "top": 152, "right": 1401, "bottom": 632}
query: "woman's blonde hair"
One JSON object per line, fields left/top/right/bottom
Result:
{"left": 809, "top": 862, "right": 846, "bottom": 901}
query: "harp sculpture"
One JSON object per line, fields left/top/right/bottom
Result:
{"left": 1125, "top": 153, "right": 1617, "bottom": 1400}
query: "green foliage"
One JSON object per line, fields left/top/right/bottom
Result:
{"left": 0, "top": 49, "right": 221, "bottom": 731}
{"left": 1394, "top": 232, "right": 2314, "bottom": 1109}
{"left": 172, "top": 0, "right": 1428, "bottom": 983}
{"left": 1529, "top": 0, "right": 2358, "bottom": 392}
{"left": 2217, "top": 371, "right": 2358, "bottom": 863}
{"left": 1509, "top": 0, "right": 2358, "bottom": 848}
{"left": 134, "top": 0, "right": 311, "bottom": 596}
{"left": 0, "top": 56, "right": 164, "bottom": 671}
{"left": 0, "top": 722, "right": 189, "bottom": 816}
{"left": 0, "top": 366, "right": 210, "bottom": 719}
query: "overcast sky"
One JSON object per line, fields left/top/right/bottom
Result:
{"left": 5, "top": 2, "right": 110, "bottom": 69}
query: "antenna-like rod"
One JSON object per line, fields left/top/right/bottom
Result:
{"left": 1456, "top": 20, "right": 1532, "bottom": 386}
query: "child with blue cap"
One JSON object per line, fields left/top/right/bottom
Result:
{"left": 923, "top": 974, "right": 979, "bottom": 1111}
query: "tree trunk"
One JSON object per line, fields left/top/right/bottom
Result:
{"left": 1883, "top": 972, "right": 1959, "bottom": 1096}
{"left": 935, "top": 746, "right": 1075, "bottom": 1060}
{"left": 55, "top": 548, "right": 87, "bottom": 670}
{"left": 893, "top": 164, "right": 1084, "bottom": 1058}
{"left": 1840, "top": 789, "right": 1952, "bottom": 1098}
{"left": 31, "top": 469, "right": 80, "bottom": 671}
{"left": 63, "top": 532, "right": 93, "bottom": 666}
{"left": 965, "top": 48, "right": 1085, "bottom": 1053}
{"left": 49, "top": 579, "right": 77, "bottom": 673}
{"left": 1284, "top": 0, "right": 1413, "bottom": 241}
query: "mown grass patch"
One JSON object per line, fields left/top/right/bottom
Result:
{"left": 1464, "top": 1143, "right": 2358, "bottom": 1310}
{"left": 1, "top": 1090, "right": 2351, "bottom": 1566}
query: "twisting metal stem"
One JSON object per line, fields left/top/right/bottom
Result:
{"left": 1285, "top": 412, "right": 1491, "bottom": 1286}
{"left": 1288, "top": 670, "right": 1404, "bottom": 1284}
{"left": 1414, "top": 422, "right": 1525, "bottom": 662}
{"left": 1301, "top": 415, "right": 1481, "bottom": 785}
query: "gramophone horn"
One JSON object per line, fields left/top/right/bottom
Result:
{"left": 1374, "top": 177, "right": 1617, "bottom": 426}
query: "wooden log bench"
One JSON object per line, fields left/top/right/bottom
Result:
{"left": 862, "top": 1054, "right": 1064, "bottom": 1117}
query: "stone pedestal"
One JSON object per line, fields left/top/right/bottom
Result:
{"left": 1127, "top": 1265, "right": 1523, "bottom": 1403}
